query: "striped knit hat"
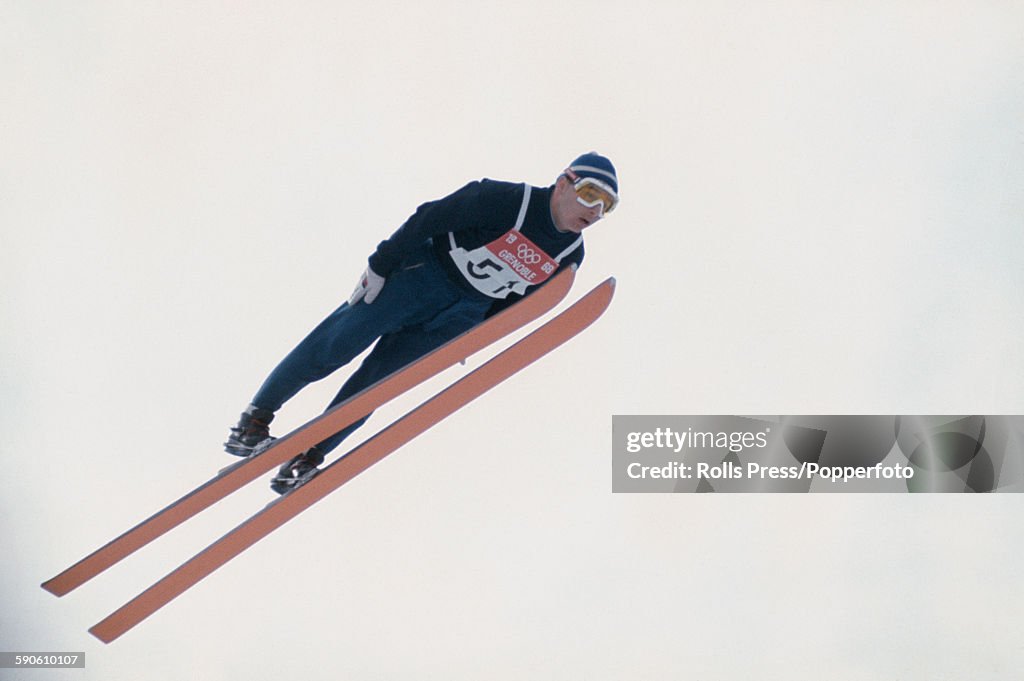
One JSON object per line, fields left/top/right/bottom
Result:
{"left": 568, "top": 152, "right": 618, "bottom": 196}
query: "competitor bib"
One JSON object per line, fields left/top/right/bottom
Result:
{"left": 449, "top": 230, "right": 558, "bottom": 298}
{"left": 446, "top": 184, "right": 582, "bottom": 299}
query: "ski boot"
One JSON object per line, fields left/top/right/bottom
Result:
{"left": 270, "top": 446, "right": 325, "bottom": 495}
{"left": 224, "top": 405, "right": 276, "bottom": 457}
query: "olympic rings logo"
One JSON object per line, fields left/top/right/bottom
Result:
{"left": 517, "top": 244, "right": 542, "bottom": 264}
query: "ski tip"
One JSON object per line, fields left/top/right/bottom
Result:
{"left": 569, "top": 263, "right": 579, "bottom": 272}
{"left": 87, "top": 625, "right": 115, "bottom": 645}
{"left": 608, "top": 276, "right": 616, "bottom": 288}
{"left": 40, "top": 580, "right": 65, "bottom": 597}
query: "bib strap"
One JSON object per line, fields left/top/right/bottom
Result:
{"left": 449, "top": 183, "right": 532, "bottom": 250}
{"left": 554, "top": 235, "right": 583, "bottom": 263}
{"left": 512, "top": 184, "right": 531, "bottom": 231}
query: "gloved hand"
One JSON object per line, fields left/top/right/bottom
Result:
{"left": 348, "top": 266, "right": 386, "bottom": 305}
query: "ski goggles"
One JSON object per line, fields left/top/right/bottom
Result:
{"left": 565, "top": 169, "right": 619, "bottom": 215}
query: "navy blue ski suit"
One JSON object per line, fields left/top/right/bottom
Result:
{"left": 250, "top": 179, "right": 585, "bottom": 454}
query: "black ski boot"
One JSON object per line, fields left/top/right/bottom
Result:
{"left": 270, "top": 446, "right": 325, "bottom": 495}
{"left": 224, "top": 405, "right": 276, "bottom": 457}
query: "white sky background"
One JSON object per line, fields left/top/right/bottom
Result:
{"left": 3, "top": 1, "right": 1023, "bottom": 679}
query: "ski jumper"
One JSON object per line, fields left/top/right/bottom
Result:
{"left": 249, "top": 179, "right": 585, "bottom": 454}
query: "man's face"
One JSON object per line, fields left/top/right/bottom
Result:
{"left": 550, "top": 175, "right": 605, "bottom": 234}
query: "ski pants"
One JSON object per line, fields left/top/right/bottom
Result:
{"left": 250, "top": 243, "right": 491, "bottom": 455}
